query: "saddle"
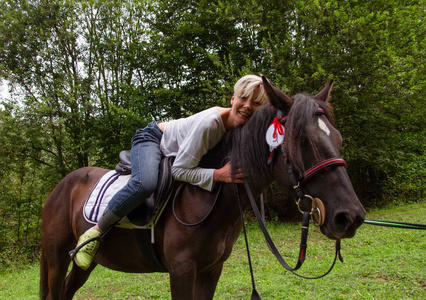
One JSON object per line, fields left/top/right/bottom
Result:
{"left": 115, "top": 150, "right": 132, "bottom": 175}
{"left": 115, "top": 150, "right": 175, "bottom": 228}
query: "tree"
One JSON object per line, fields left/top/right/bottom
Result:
{"left": 0, "top": 0, "right": 424, "bottom": 267}
{"left": 253, "top": 0, "right": 426, "bottom": 202}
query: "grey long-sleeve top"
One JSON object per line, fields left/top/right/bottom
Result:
{"left": 160, "top": 107, "right": 226, "bottom": 191}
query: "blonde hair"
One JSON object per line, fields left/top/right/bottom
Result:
{"left": 234, "top": 75, "right": 268, "bottom": 105}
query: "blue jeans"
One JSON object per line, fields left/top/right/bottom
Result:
{"left": 98, "top": 121, "right": 163, "bottom": 230}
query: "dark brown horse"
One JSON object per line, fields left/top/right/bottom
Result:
{"left": 40, "top": 78, "right": 366, "bottom": 299}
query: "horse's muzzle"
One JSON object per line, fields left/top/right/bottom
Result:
{"left": 321, "top": 208, "right": 366, "bottom": 240}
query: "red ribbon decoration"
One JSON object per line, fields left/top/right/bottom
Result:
{"left": 270, "top": 117, "right": 284, "bottom": 140}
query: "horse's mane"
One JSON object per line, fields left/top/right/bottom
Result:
{"left": 226, "top": 104, "right": 276, "bottom": 189}
{"left": 200, "top": 92, "right": 334, "bottom": 191}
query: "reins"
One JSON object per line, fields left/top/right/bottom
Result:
{"left": 237, "top": 180, "right": 343, "bottom": 280}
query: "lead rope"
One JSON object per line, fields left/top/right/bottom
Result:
{"left": 364, "top": 219, "right": 426, "bottom": 229}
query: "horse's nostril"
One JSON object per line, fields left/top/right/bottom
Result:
{"left": 334, "top": 211, "right": 351, "bottom": 228}
{"left": 329, "top": 210, "right": 364, "bottom": 239}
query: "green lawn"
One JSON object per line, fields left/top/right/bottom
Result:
{"left": 1, "top": 202, "right": 425, "bottom": 299}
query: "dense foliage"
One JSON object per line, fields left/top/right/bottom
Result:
{"left": 0, "top": 0, "right": 424, "bottom": 268}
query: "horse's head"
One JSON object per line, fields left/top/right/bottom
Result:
{"left": 238, "top": 77, "right": 366, "bottom": 240}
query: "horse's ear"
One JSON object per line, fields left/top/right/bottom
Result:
{"left": 261, "top": 75, "right": 293, "bottom": 111}
{"left": 314, "top": 79, "right": 334, "bottom": 102}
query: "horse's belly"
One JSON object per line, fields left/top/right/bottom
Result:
{"left": 95, "top": 228, "right": 165, "bottom": 273}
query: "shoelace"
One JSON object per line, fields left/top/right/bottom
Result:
{"left": 83, "top": 240, "right": 99, "bottom": 253}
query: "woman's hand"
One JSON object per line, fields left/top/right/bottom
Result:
{"left": 213, "top": 162, "right": 246, "bottom": 183}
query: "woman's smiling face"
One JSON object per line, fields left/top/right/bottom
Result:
{"left": 229, "top": 86, "right": 262, "bottom": 127}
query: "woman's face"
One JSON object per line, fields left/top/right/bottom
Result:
{"left": 230, "top": 87, "right": 262, "bottom": 127}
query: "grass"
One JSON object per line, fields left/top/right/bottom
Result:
{"left": 1, "top": 202, "right": 425, "bottom": 299}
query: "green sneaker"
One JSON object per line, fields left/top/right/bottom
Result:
{"left": 74, "top": 228, "right": 101, "bottom": 270}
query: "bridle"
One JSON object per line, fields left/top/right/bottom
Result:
{"left": 237, "top": 107, "right": 348, "bottom": 292}
{"left": 269, "top": 108, "right": 347, "bottom": 227}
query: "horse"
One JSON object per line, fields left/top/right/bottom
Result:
{"left": 40, "top": 77, "right": 366, "bottom": 299}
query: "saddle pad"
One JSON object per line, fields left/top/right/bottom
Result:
{"left": 83, "top": 170, "right": 131, "bottom": 224}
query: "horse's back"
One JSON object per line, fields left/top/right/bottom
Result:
{"left": 42, "top": 167, "right": 109, "bottom": 237}
{"left": 44, "top": 167, "right": 108, "bottom": 207}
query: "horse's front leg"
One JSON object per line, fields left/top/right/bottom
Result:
{"left": 169, "top": 262, "right": 197, "bottom": 300}
{"left": 194, "top": 263, "right": 224, "bottom": 300}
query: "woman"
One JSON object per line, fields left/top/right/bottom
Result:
{"left": 74, "top": 75, "right": 268, "bottom": 270}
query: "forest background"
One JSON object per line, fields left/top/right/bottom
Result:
{"left": 0, "top": 0, "right": 424, "bottom": 270}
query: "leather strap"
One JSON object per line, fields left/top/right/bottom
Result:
{"left": 241, "top": 180, "right": 342, "bottom": 279}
